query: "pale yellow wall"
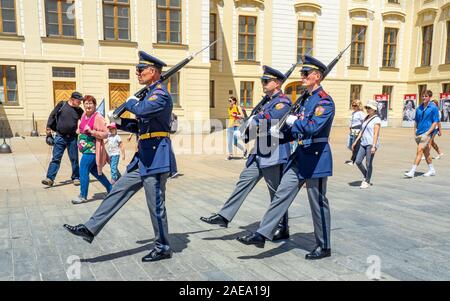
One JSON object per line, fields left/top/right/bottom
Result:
{"left": 408, "top": 0, "right": 450, "bottom": 94}
{"left": 1, "top": 0, "right": 450, "bottom": 135}
{"left": 316, "top": 0, "right": 413, "bottom": 127}
{"left": 0, "top": 0, "right": 210, "bottom": 135}
{"left": 210, "top": 0, "right": 272, "bottom": 121}
{"left": 211, "top": 0, "right": 450, "bottom": 127}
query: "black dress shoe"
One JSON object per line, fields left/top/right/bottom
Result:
{"left": 142, "top": 249, "right": 173, "bottom": 262}
{"left": 272, "top": 227, "right": 290, "bottom": 241}
{"left": 305, "top": 246, "right": 331, "bottom": 260}
{"left": 200, "top": 214, "right": 229, "bottom": 228}
{"left": 236, "top": 232, "right": 265, "bottom": 248}
{"left": 63, "top": 224, "right": 94, "bottom": 243}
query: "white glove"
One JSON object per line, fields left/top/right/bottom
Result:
{"left": 286, "top": 115, "right": 298, "bottom": 127}
{"left": 107, "top": 110, "right": 114, "bottom": 120}
{"left": 269, "top": 125, "right": 280, "bottom": 138}
{"left": 247, "top": 115, "right": 257, "bottom": 127}
{"left": 107, "top": 111, "right": 122, "bottom": 125}
{"left": 269, "top": 125, "right": 283, "bottom": 138}
{"left": 126, "top": 95, "right": 139, "bottom": 102}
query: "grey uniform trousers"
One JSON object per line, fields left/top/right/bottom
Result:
{"left": 218, "top": 161, "right": 288, "bottom": 228}
{"left": 85, "top": 168, "right": 171, "bottom": 252}
{"left": 256, "top": 163, "right": 331, "bottom": 249}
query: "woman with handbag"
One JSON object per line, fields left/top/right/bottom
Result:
{"left": 226, "top": 96, "right": 247, "bottom": 160}
{"left": 352, "top": 100, "right": 381, "bottom": 189}
{"left": 345, "top": 99, "right": 366, "bottom": 165}
{"left": 71, "top": 95, "right": 112, "bottom": 204}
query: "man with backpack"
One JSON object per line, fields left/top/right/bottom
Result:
{"left": 42, "top": 92, "right": 84, "bottom": 187}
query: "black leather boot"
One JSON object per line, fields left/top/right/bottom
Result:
{"left": 142, "top": 248, "right": 173, "bottom": 262}
{"left": 305, "top": 246, "right": 331, "bottom": 260}
{"left": 200, "top": 214, "right": 229, "bottom": 227}
{"left": 236, "top": 232, "right": 266, "bottom": 248}
{"left": 273, "top": 213, "right": 289, "bottom": 240}
{"left": 63, "top": 224, "right": 94, "bottom": 243}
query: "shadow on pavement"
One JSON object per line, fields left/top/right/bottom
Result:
{"left": 80, "top": 229, "right": 216, "bottom": 263}
{"left": 237, "top": 232, "right": 317, "bottom": 260}
{"left": 201, "top": 221, "right": 260, "bottom": 241}
{"left": 89, "top": 192, "right": 108, "bottom": 202}
{"left": 235, "top": 226, "right": 342, "bottom": 259}
{"left": 43, "top": 179, "right": 97, "bottom": 189}
{"left": 201, "top": 215, "right": 305, "bottom": 242}
{"left": 348, "top": 181, "right": 362, "bottom": 187}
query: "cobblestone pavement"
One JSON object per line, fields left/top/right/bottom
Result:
{"left": 0, "top": 128, "right": 449, "bottom": 281}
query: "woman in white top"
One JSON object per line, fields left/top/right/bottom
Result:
{"left": 346, "top": 99, "right": 366, "bottom": 165}
{"left": 352, "top": 100, "right": 381, "bottom": 189}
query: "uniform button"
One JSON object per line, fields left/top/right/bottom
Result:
{"left": 315, "top": 152, "right": 319, "bottom": 155}
{"left": 153, "top": 146, "right": 156, "bottom": 150}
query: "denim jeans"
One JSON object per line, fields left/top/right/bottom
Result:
{"left": 109, "top": 155, "right": 121, "bottom": 181}
{"left": 355, "top": 144, "right": 376, "bottom": 183}
{"left": 226, "top": 126, "right": 245, "bottom": 155}
{"left": 347, "top": 133, "right": 359, "bottom": 150}
{"left": 46, "top": 134, "right": 79, "bottom": 181}
{"left": 79, "top": 153, "right": 112, "bottom": 199}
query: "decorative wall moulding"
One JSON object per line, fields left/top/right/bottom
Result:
{"left": 294, "top": 1, "right": 322, "bottom": 15}
{"left": 416, "top": 7, "right": 438, "bottom": 26}
{"left": 234, "top": 0, "right": 264, "bottom": 9}
{"left": 381, "top": 10, "right": 406, "bottom": 23}
{"left": 441, "top": 2, "right": 450, "bottom": 21}
{"left": 417, "top": 7, "right": 439, "bottom": 16}
{"left": 349, "top": 7, "right": 375, "bottom": 21}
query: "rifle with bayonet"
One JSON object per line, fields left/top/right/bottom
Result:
{"left": 238, "top": 61, "right": 299, "bottom": 144}
{"left": 270, "top": 28, "right": 366, "bottom": 138}
{"left": 112, "top": 40, "right": 218, "bottom": 119}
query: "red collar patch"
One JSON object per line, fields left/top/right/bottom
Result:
{"left": 319, "top": 90, "right": 328, "bottom": 98}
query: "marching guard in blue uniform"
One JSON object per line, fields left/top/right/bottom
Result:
{"left": 200, "top": 66, "right": 291, "bottom": 240}
{"left": 237, "top": 55, "right": 335, "bottom": 260}
{"left": 63, "top": 51, "right": 177, "bottom": 262}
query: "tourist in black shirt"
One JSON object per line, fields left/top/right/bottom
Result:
{"left": 42, "top": 92, "right": 84, "bottom": 187}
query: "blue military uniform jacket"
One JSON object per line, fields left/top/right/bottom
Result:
{"left": 284, "top": 86, "right": 335, "bottom": 179}
{"left": 246, "top": 91, "right": 292, "bottom": 169}
{"left": 118, "top": 82, "right": 177, "bottom": 176}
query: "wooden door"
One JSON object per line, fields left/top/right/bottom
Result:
{"left": 109, "top": 83, "right": 132, "bottom": 119}
{"left": 53, "top": 81, "right": 76, "bottom": 105}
